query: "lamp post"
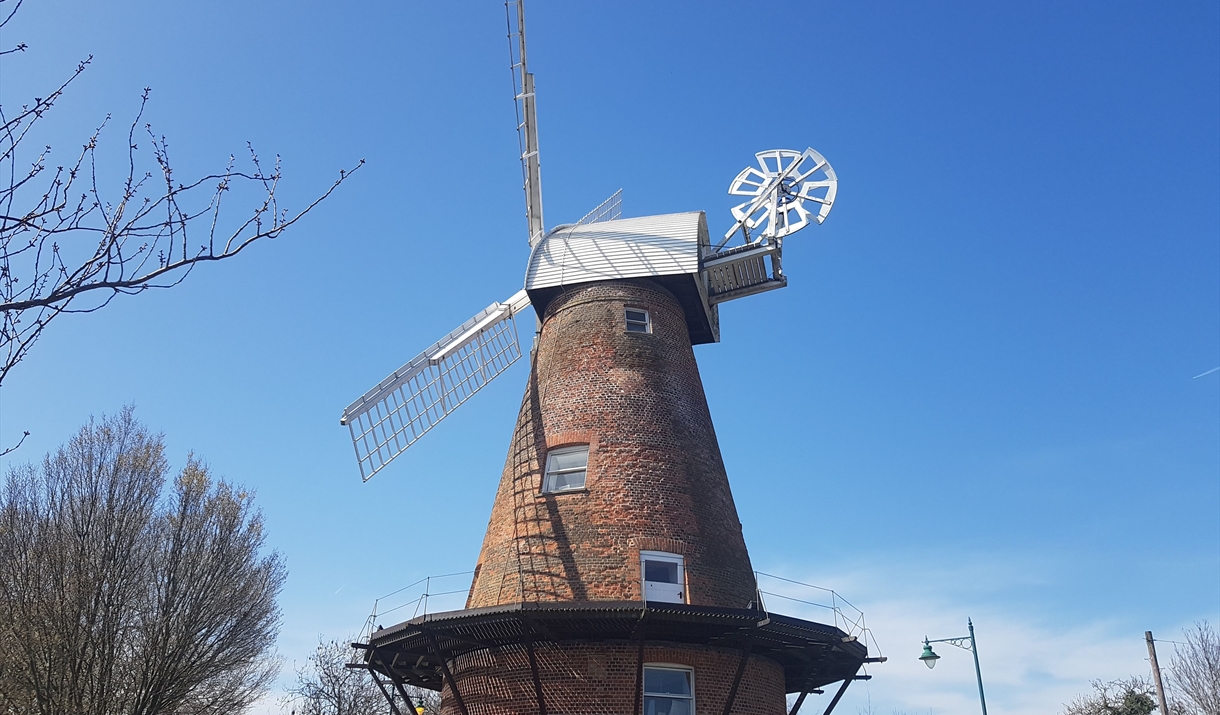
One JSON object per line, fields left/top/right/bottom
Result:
{"left": 919, "top": 618, "right": 988, "bottom": 715}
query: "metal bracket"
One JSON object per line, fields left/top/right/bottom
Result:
{"left": 721, "top": 634, "right": 754, "bottom": 715}
{"left": 521, "top": 616, "right": 549, "bottom": 715}
{"left": 425, "top": 631, "right": 469, "bottom": 715}
{"left": 820, "top": 670, "right": 859, "bottom": 715}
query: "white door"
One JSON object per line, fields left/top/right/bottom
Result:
{"left": 641, "top": 551, "right": 685, "bottom": 604}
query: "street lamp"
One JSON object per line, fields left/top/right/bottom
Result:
{"left": 919, "top": 618, "right": 988, "bottom": 715}
{"left": 919, "top": 640, "right": 941, "bottom": 668}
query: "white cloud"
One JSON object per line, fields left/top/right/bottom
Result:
{"left": 763, "top": 557, "right": 1201, "bottom": 715}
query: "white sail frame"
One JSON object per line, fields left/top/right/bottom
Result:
{"left": 340, "top": 290, "right": 531, "bottom": 481}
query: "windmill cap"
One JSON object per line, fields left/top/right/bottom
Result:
{"left": 524, "top": 212, "right": 719, "bottom": 344}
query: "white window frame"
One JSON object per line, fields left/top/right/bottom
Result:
{"left": 625, "top": 307, "right": 651, "bottom": 333}
{"left": 640, "top": 550, "right": 685, "bottom": 604}
{"left": 642, "top": 664, "right": 695, "bottom": 715}
{"left": 541, "top": 444, "right": 589, "bottom": 494}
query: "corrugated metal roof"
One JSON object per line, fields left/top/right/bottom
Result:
{"left": 361, "top": 601, "right": 869, "bottom": 694}
{"left": 524, "top": 212, "right": 707, "bottom": 290}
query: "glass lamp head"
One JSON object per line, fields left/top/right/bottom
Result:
{"left": 919, "top": 640, "right": 941, "bottom": 669}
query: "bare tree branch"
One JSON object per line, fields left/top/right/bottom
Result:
{"left": 0, "top": 7, "right": 363, "bottom": 386}
{"left": 0, "top": 408, "right": 286, "bottom": 714}
{"left": 0, "top": 429, "right": 28, "bottom": 456}
{"left": 1062, "top": 677, "right": 1157, "bottom": 715}
{"left": 283, "top": 638, "right": 441, "bottom": 715}
{"left": 1168, "top": 621, "right": 1220, "bottom": 715}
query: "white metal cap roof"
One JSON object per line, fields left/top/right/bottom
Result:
{"left": 523, "top": 211, "right": 719, "bottom": 344}
{"left": 524, "top": 212, "right": 706, "bottom": 290}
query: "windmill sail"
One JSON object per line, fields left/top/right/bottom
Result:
{"left": 340, "top": 290, "right": 531, "bottom": 481}
{"left": 575, "top": 188, "right": 622, "bottom": 226}
{"left": 507, "top": 0, "right": 544, "bottom": 246}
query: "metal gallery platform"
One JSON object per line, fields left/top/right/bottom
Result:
{"left": 352, "top": 600, "right": 875, "bottom": 713}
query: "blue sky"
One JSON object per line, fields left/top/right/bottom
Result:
{"left": 2, "top": 1, "right": 1216, "bottom": 713}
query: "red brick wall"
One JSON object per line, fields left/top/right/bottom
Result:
{"left": 440, "top": 642, "right": 787, "bottom": 715}
{"left": 467, "top": 280, "right": 757, "bottom": 609}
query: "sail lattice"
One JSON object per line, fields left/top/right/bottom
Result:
{"left": 341, "top": 293, "right": 527, "bottom": 480}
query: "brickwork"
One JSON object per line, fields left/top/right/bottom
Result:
{"left": 440, "top": 641, "right": 787, "bottom": 715}
{"left": 466, "top": 280, "right": 757, "bottom": 609}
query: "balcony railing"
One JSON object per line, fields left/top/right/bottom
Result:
{"left": 355, "top": 569, "right": 883, "bottom": 660}
{"left": 753, "top": 571, "right": 883, "bottom": 658}
{"left": 356, "top": 571, "right": 474, "bottom": 645}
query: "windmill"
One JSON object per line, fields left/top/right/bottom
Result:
{"left": 339, "top": 7, "right": 838, "bottom": 483}
{"left": 346, "top": 3, "right": 876, "bottom": 713}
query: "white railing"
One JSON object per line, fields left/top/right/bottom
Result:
{"left": 353, "top": 569, "right": 883, "bottom": 660}
{"left": 356, "top": 571, "right": 475, "bottom": 645}
{"left": 754, "top": 571, "right": 883, "bottom": 658}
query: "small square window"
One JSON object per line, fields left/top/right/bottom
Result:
{"left": 644, "top": 560, "right": 679, "bottom": 584}
{"left": 625, "top": 308, "right": 651, "bottom": 333}
{"left": 643, "top": 666, "right": 694, "bottom": 715}
{"left": 641, "top": 551, "right": 685, "bottom": 603}
{"left": 542, "top": 445, "right": 588, "bottom": 493}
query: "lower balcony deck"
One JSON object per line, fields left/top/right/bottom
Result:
{"left": 352, "top": 600, "right": 877, "bottom": 714}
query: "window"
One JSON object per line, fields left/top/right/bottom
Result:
{"left": 625, "top": 308, "right": 651, "bottom": 333}
{"left": 643, "top": 666, "right": 694, "bottom": 715}
{"left": 542, "top": 445, "right": 588, "bottom": 493}
{"left": 640, "top": 551, "right": 684, "bottom": 603}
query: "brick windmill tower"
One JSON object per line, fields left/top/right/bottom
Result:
{"left": 342, "top": 3, "right": 878, "bottom": 713}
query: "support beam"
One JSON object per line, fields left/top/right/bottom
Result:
{"left": 821, "top": 675, "right": 855, "bottom": 715}
{"left": 426, "top": 631, "right": 470, "bottom": 715}
{"left": 368, "top": 651, "right": 407, "bottom": 715}
{"left": 632, "top": 617, "right": 647, "bottom": 715}
{"left": 522, "top": 622, "right": 548, "bottom": 715}
{"left": 369, "top": 668, "right": 405, "bottom": 715}
{"left": 722, "top": 635, "right": 754, "bottom": 715}
{"left": 391, "top": 679, "right": 420, "bottom": 715}
{"left": 789, "top": 691, "right": 809, "bottom": 715}
{"left": 371, "top": 676, "right": 403, "bottom": 715}
{"left": 377, "top": 654, "right": 427, "bottom": 715}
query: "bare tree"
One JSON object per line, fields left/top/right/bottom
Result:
{"left": 0, "top": 0, "right": 361, "bottom": 387}
{"left": 1167, "top": 621, "right": 1220, "bottom": 715}
{"left": 283, "top": 637, "right": 440, "bottom": 715}
{"left": 0, "top": 407, "right": 286, "bottom": 714}
{"left": 1063, "top": 677, "right": 1159, "bottom": 715}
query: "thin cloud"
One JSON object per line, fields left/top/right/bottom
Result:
{"left": 760, "top": 560, "right": 1205, "bottom": 715}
